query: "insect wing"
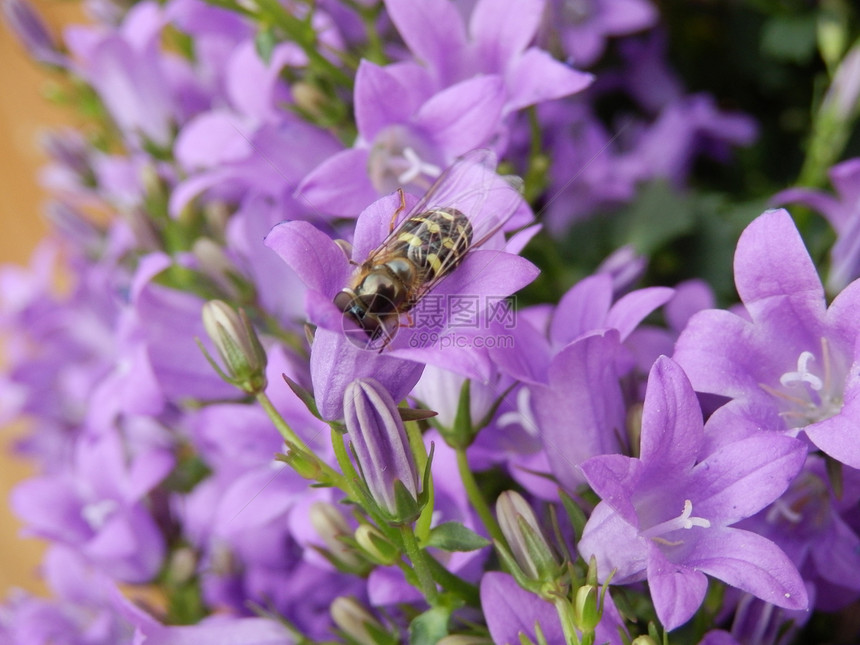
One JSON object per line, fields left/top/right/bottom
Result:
{"left": 403, "top": 149, "right": 531, "bottom": 247}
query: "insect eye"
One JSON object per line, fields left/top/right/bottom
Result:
{"left": 334, "top": 291, "right": 358, "bottom": 313}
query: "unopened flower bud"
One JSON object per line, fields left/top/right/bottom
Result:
{"left": 496, "top": 491, "right": 561, "bottom": 583}
{"left": 631, "top": 637, "right": 659, "bottom": 645}
{"left": 330, "top": 596, "right": 388, "bottom": 645}
{"left": 573, "top": 584, "right": 601, "bottom": 632}
{"left": 344, "top": 378, "right": 422, "bottom": 523}
{"left": 2, "top": 0, "right": 64, "bottom": 66}
{"left": 310, "top": 502, "right": 363, "bottom": 570}
{"left": 41, "top": 130, "right": 91, "bottom": 180}
{"left": 292, "top": 81, "right": 327, "bottom": 117}
{"left": 201, "top": 300, "right": 268, "bottom": 394}
{"left": 354, "top": 524, "right": 399, "bottom": 565}
{"left": 166, "top": 546, "right": 197, "bottom": 585}
{"left": 44, "top": 202, "right": 102, "bottom": 256}
{"left": 276, "top": 446, "right": 322, "bottom": 480}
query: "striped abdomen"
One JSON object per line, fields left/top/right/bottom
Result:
{"left": 394, "top": 208, "right": 473, "bottom": 282}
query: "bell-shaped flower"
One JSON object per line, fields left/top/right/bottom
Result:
{"left": 674, "top": 208, "right": 860, "bottom": 468}
{"left": 578, "top": 356, "right": 808, "bottom": 631}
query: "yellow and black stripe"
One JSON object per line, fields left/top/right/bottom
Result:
{"left": 395, "top": 208, "right": 473, "bottom": 281}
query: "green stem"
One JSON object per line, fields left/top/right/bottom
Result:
{"left": 553, "top": 596, "right": 581, "bottom": 645}
{"left": 426, "top": 556, "right": 480, "bottom": 607}
{"left": 398, "top": 524, "right": 439, "bottom": 605}
{"left": 256, "top": 391, "right": 305, "bottom": 448}
{"left": 455, "top": 447, "right": 505, "bottom": 547}
{"left": 256, "top": 391, "right": 345, "bottom": 487}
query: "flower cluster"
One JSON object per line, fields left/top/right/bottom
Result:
{"left": 3, "top": 0, "right": 860, "bottom": 643}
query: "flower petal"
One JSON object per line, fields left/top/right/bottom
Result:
{"left": 606, "top": 286, "right": 674, "bottom": 342}
{"left": 429, "top": 250, "right": 539, "bottom": 301}
{"left": 734, "top": 209, "right": 825, "bottom": 326}
{"left": 533, "top": 330, "right": 627, "bottom": 490}
{"left": 480, "top": 571, "right": 564, "bottom": 645}
{"left": 647, "top": 544, "right": 709, "bottom": 631}
{"left": 505, "top": 48, "right": 593, "bottom": 112}
{"left": 264, "top": 220, "right": 350, "bottom": 298}
{"left": 639, "top": 356, "right": 703, "bottom": 470}
{"left": 355, "top": 60, "right": 414, "bottom": 139}
{"left": 692, "top": 433, "right": 806, "bottom": 524}
{"left": 296, "top": 148, "right": 378, "bottom": 217}
{"left": 687, "top": 527, "right": 809, "bottom": 611}
{"left": 384, "top": 0, "right": 468, "bottom": 86}
{"left": 415, "top": 75, "right": 506, "bottom": 156}
{"left": 550, "top": 274, "right": 613, "bottom": 347}
{"left": 804, "top": 371, "right": 860, "bottom": 468}
{"left": 310, "top": 328, "right": 424, "bottom": 420}
{"left": 578, "top": 501, "right": 648, "bottom": 585}
{"left": 468, "top": 0, "right": 543, "bottom": 72}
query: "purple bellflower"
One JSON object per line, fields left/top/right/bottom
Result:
{"left": 297, "top": 61, "right": 510, "bottom": 216}
{"left": 0, "top": 546, "right": 138, "bottom": 643}
{"left": 540, "top": 0, "right": 658, "bottom": 67}
{"left": 65, "top": 2, "right": 179, "bottom": 149}
{"left": 578, "top": 356, "right": 808, "bottom": 631}
{"left": 733, "top": 455, "right": 860, "bottom": 610}
{"left": 674, "top": 208, "right": 860, "bottom": 469}
{"left": 12, "top": 428, "right": 174, "bottom": 584}
{"left": 266, "top": 153, "right": 538, "bottom": 419}
{"left": 385, "top": 0, "right": 593, "bottom": 107}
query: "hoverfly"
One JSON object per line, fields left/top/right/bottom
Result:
{"left": 334, "top": 149, "right": 529, "bottom": 349}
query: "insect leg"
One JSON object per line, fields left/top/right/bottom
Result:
{"left": 389, "top": 188, "right": 407, "bottom": 232}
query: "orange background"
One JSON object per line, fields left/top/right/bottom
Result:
{"left": 0, "top": 0, "right": 84, "bottom": 596}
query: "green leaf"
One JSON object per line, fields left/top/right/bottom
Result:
{"left": 762, "top": 14, "right": 817, "bottom": 64}
{"left": 613, "top": 181, "right": 696, "bottom": 255}
{"left": 281, "top": 373, "right": 322, "bottom": 420}
{"left": 408, "top": 606, "right": 451, "bottom": 645}
{"left": 255, "top": 28, "right": 277, "bottom": 64}
{"left": 425, "top": 522, "right": 491, "bottom": 552}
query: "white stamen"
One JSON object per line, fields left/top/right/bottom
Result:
{"left": 641, "top": 499, "right": 711, "bottom": 539}
{"left": 497, "top": 388, "right": 539, "bottom": 437}
{"left": 81, "top": 499, "right": 119, "bottom": 530}
{"left": 779, "top": 351, "right": 823, "bottom": 391}
{"left": 765, "top": 498, "right": 803, "bottom": 524}
{"left": 396, "top": 147, "right": 441, "bottom": 184}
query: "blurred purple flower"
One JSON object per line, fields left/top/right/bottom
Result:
{"left": 177, "top": 462, "right": 359, "bottom": 638}
{"left": 1, "top": 0, "right": 66, "bottom": 66}
{"left": 298, "top": 62, "right": 509, "bottom": 215}
{"left": 616, "top": 94, "right": 758, "bottom": 188}
{"left": 65, "top": 3, "right": 178, "bottom": 148}
{"left": 386, "top": 0, "right": 593, "bottom": 106}
{"left": 773, "top": 158, "right": 860, "bottom": 292}
{"left": 578, "top": 356, "right": 808, "bottom": 631}
{"left": 0, "top": 546, "right": 138, "bottom": 643}
{"left": 541, "top": 0, "right": 658, "bottom": 67}
{"left": 170, "top": 111, "right": 341, "bottom": 217}
{"left": 12, "top": 429, "right": 174, "bottom": 583}
{"left": 491, "top": 272, "right": 672, "bottom": 384}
